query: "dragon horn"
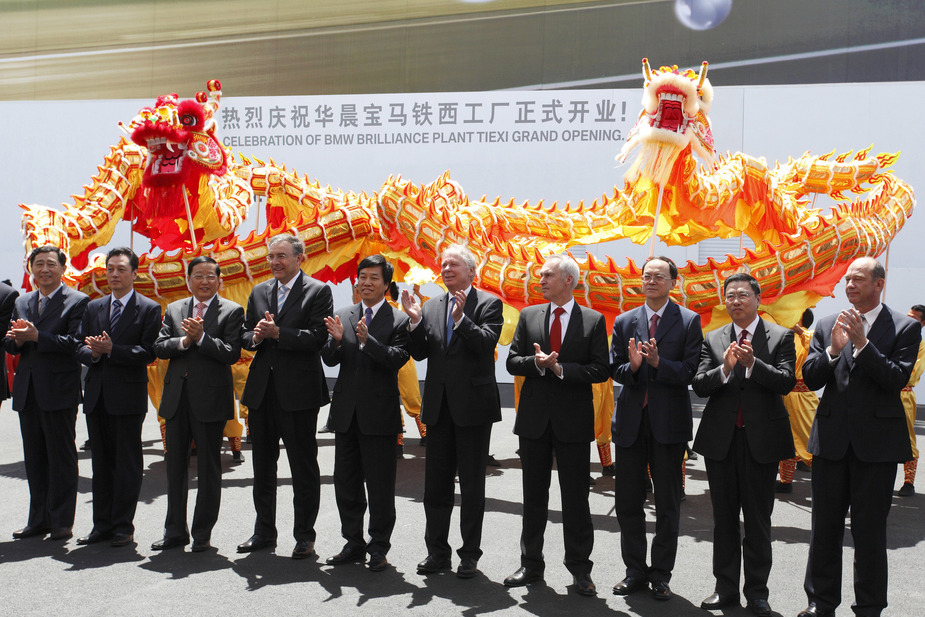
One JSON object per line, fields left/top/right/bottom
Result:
{"left": 642, "top": 58, "right": 652, "bottom": 82}
{"left": 698, "top": 62, "right": 709, "bottom": 89}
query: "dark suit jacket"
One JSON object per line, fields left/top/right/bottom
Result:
{"left": 321, "top": 302, "right": 410, "bottom": 435}
{"left": 692, "top": 318, "right": 796, "bottom": 463}
{"left": 155, "top": 296, "right": 244, "bottom": 423}
{"left": 408, "top": 288, "right": 502, "bottom": 427}
{"left": 507, "top": 303, "right": 610, "bottom": 442}
{"left": 241, "top": 272, "right": 333, "bottom": 412}
{"left": 802, "top": 304, "right": 920, "bottom": 463}
{"left": 610, "top": 300, "right": 703, "bottom": 447}
{"left": 0, "top": 282, "right": 20, "bottom": 400}
{"left": 76, "top": 292, "right": 161, "bottom": 415}
{"left": 3, "top": 285, "right": 89, "bottom": 412}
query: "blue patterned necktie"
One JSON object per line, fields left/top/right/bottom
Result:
{"left": 365, "top": 307, "right": 373, "bottom": 325}
{"left": 38, "top": 296, "right": 47, "bottom": 318}
{"left": 110, "top": 298, "right": 122, "bottom": 330}
{"left": 446, "top": 297, "right": 456, "bottom": 344}
{"left": 277, "top": 284, "right": 288, "bottom": 312}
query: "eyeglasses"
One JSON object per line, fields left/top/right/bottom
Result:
{"left": 724, "top": 292, "right": 754, "bottom": 301}
{"left": 267, "top": 252, "right": 296, "bottom": 262}
{"left": 190, "top": 274, "right": 218, "bottom": 282}
{"left": 641, "top": 274, "right": 670, "bottom": 283}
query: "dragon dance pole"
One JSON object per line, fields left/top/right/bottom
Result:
{"left": 182, "top": 189, "right": 198, "bottom": 251}
{"left": 648, "top": 182, "right": 666, "bottom": 258}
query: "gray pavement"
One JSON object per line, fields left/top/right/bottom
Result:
{"left": 0, "top": 401, "right": 923, "bottom": 617}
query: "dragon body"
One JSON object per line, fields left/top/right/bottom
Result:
{"left": 19, "top": 65, "right": 914, "bottom": 332}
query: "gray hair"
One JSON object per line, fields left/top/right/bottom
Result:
{"left": 267, "top": 233, "right": 304, "bottom": 255}
{"left": 441, "top": 244, "right": 477, "bottom": 270}
{"left": 546, "top": 254, "right": 580, "bottom": 291}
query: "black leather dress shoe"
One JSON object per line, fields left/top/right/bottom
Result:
{"left": 651, "top": 581, "right": 672, "bottom": 601}
{"left": 573, "top": 574, "right": 597, "bottom": 596}
{"left": 48, "top": 527, "right": 73, "bottom": 541}
{"left": 503, "top": 566, "right": 544, "bottom": 587}
{"left": 76, "top": 530, "right": 111, "bottom": 545}
{"left": 326, "top": 545, "right": 366, "bottom": 565}
{"left": 368, "top": 552, "right": 389, "bottom": 572}
{"left": 151, "top": 536, "right": 190, "bottom": 551}
{"left": 191, "top": 540, "right": 213, "bottom": 552}
{"left": 291, "top": 540, "right": 315, "bottom": 559}
{"left": 12, "top": 525, "right": 50, "bottom": 539}
{"left": 110, "top": 533, "right": 134, "bottom": 547}
{"left": 612, "top": 576, "right": 646, "bottom": 596}
{"left": 236, "top": 534, "right": 276, "bottom": 553}
{"left": 417, "top": 554, "right": 452, "bottom": 574}
{"left": 701, "top": 592, "right": 740, "bottom": 610}
{"left": 456, "top": 557, "right": 479, "bottom": 579}
{"left": 797, "top": 603, "right": 836, "bottom": 617}
{"left": 746, "top": 598, "right": 772, "bottom": 617}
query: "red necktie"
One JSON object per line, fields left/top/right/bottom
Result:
{"left": 736, "top": 329, "right": 748, "bottom": 428}
{"left": 643, "top": 313, "right": 659, "bottom": 407}
{"left": 195, "top": 302, "right": 207, "bottom": 319}
{"left": 550, "top": 307, "right": 565, "bottom": 353}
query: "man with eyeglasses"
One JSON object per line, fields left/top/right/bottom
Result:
{"left": 5, "top": 245, "right": 89, "bottom": 542}
{"left": 610, "top": 256, "right": 702, "bottom": 601}
{"left": 692, "top": 273, "right": 795, "bottom": 617}
{"left": 237, "top": 233, "right": 333, "bottom": 560}
{"left": 151, "top": 256, "right": 244, "bottom": 552}
{"left": 798, "top": 257, "right": 920, "bottom": 617}
{"left": 74, "top": 247, "right": 161, "bottom": 548}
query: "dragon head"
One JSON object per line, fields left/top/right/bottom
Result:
{"left": 619, "top": 59, "right": 715, "bottom": 184}
{"left": 129, "top": 80, "right": 226, "bottom": 187}
{"left": 123, "top": 80, "right": 229, "bottom": 250}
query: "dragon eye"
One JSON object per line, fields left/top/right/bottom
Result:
{"left": 180, "top": 114, "right": 196, "bottom": 127}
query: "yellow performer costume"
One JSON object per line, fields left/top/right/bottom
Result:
{"left": 898, "top": 340, "right": 924, "bottom": 496}
{"left": 776, "top": 320, "right": 818, "bottom": 492}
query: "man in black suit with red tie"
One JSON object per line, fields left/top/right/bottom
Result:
{"left": 321, "top": 254, "right": 410, "bottom": 572}
{"left": 75, "top": 247, "right": 161, "bottom": 548}
{"left": 237, "top": 233, "right": 333, "bottom": 559}
{"left": 502, "top": 254, "right": 609, "bottom": 596}
{"left": 609, "top": 255, "right": 703, "bottom": 601}
{"left": 401, "top": 244, "right": 503, "bottom": 579}
{"left": 152, "top": 256, "right": 244, "bottom": 552}
{"left": 5, "top": 245, "right": 89, "bottom": 541}
{"left": 798, "top": 257, "right": 920, "bottom": 617}
{"left": 692, "top": 273, "right": 796, "bottom": 617}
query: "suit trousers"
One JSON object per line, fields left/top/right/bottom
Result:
{"left": 164, "top": 380, "right": 224, "bottom": 542}
{"left": 334, "top": 415, "right": 397, "bottom": 554}
{"left": 704, "top": 427, "right": 778, "bottom": 600}
{"left": 804, "top": 446, "right": 896, "bottom": 616}
{"left": 250, "top": 373, "right": 320, "bottom": 542}
{"left": 19, "top": 386, "right": 78, "bottom": 529}
{"left": 86, "top": 400, "right": 145, "bottom": 535}
{"left": 614, "top": 408, "right": 685, "bottom": 583}
{"left": 423, "top": 396, "right": 492, "bottom": 561}
{"left": 519, "top": 424, "right": 594, "bottom": 576}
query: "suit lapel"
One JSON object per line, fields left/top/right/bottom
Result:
{"left": 653, "top": 302, "right": 678, "bottom": 340}
{"left": 751, "top": 319, "right": 769, "bottom": 360}
{"left": 202, "top": 297, "right": 219, "bottom": 332}
{"left": 438, "top": 294, "right": 449, "bottom": 349}
{"left": 266, "top": 281, "right": 277, "bottom": 315}
{"left": 539, "top": 305, "right": 551, "bottom": 352}
{"left": 634, "top": 306, "right": 649, "bottom": 342}
{"left": 348, "top": 303, "right": 362, "bottom": 341}
{"left": 866, "top": 305, "right": 893, "bottom": 353}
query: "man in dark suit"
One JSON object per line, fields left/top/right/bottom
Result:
{"left": 0, "top": 280, "right": 19, "bottom": 402}
{"left": 798, "top": 257, "right": 920, "bottom": 617}
{"left": 237, "top": 233, "right": 333, "bottom": 559}
{"left": 4, "top": 245, "right": 89, "bottom": 541}
{"left": 401, "top": 243, "right": 503, "bottom": 579}
{"left": 74, "top": 247, "right": 161, "bottom": 547}
{"left": 321, "top": 254, "right": 410, "bottom": 572}
{"left": 502, "top": 254, "right": 609, "bottom": 596}
{"left": 692, "top": 273, "right": 796, "bottom": 617}
{"left": 152, "top": 256, "right": 243, "bottom": 552}
{"left": 610, "top": 255, "right": 703, "bottom": 600}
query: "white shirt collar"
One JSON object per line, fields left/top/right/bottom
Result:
{"left": 733, "top": 316, "right": 760, "bottom": 340}
{"left": 361, "top": 297, "right": 387, "bottom": 318}
{"left": 112, "top": 289, "right": 134, "bottom": 305}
